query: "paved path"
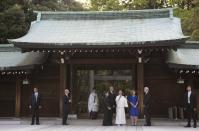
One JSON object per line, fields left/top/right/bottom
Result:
{"left": 0, "top": 119, "right": 198, "bottom": 131}
{"left": 0, "top": 125, "right": 198, "bottom": 131}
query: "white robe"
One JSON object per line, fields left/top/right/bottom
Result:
{"left": 115, "top": 95, "right": 128, "bottom": 125}
{"left": 88, "top": 92, "right": 99, "bottom": 113}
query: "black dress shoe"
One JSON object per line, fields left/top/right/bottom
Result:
{"left": 31, "top": 123, "right": 34, "bottom": 125}
{"left": 185, "top": 125, "right": 191, "bottom": 127}
{"left": 193, "top": 125, "right": 197, "bottom": 128}
{"left": 36, "top": 123, "right": 40, "bottom": 125}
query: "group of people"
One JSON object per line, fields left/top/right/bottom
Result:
{"left": 29, "top": 88, "right": 72, "bottom": 125}
{"left": 29, "top": 85, "right": 197, "bottom": 128}
{"left": 101, "top": 86, "right": 151, "bottom": 126}
{"left": 88, "top": 86, "right": 151, "bottom": 126}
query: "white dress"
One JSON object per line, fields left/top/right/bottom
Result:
{"left": 88, "top": 92, "right": 99, "bottom": 113}
{"left": 115, "top": 95, "right": 128, "bottom": 125}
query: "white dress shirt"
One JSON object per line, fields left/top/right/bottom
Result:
{"left": 188, "top": 91, "right": 191, "bottom": 103}
{"left": 35, "top": 92, "right": 38, "bottom": 102}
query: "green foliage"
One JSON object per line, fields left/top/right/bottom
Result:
{"left": 121, "top": 0, "right": 148, "bottom": 10}
{"left": 0, "top": 0, "right": 85, "bottom": 44}
{"left": 90, "top": 0, "right": 195, "bottom": 10}
{"left": 32, "top": 0, "right": 84, "bottom": 11}
{"left": 190, "top": 7, "right": 199, "bottom": 40}
{"left": 174, "top": 8, "right": 193, "bottom": 35}
{"left": 191, "top": 29, "right": 199, "bottom": 40}
{"left": 90, "top": 0, "right": 122, "bottom": 11}
{"left": 174, "top": 5, "right": 199, "bottom": 40}
{"left": 0, "top": 1, "right": 30, "bottom": 43}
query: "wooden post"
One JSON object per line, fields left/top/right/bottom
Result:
{"left": 137, "top": 63, "right": 144, "bottom": 118}
{"left": 71, "top": 67, "right": 78, "bottom": 114}
{"left": 69, "top": 63, "right": 76, "bottom": 114}
{"left": 59, "top": 63, "right": 67, "bottom": 117}
{"left": 89, "top": 70, "right": 94, "bottom": 92}
{"left": 15, "top": 78, "right": 21, "bottom": 117}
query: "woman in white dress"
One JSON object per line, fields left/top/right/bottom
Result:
{"left": 115, "top": 90, "right": 128, "bottom": 126}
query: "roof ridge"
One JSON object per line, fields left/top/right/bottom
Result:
{"left": 35, "top": 8, "right": 173, "bottom": 21}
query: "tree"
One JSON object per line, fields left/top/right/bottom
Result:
{"left": 121, "top": 0, "right": 148, "bottom": 10}
{"left": 174, "top": 0, "right": 199, "bottom": 40}
{"left": 190, "top": 1, "right": 199, "bottom": 40}
{"left": 0, "top": 0, "right": 33, "bottom": 44}
{"left": 32, "top": 0, "right": 84, "bottom": 11}
{"left": 0, "top": 0, "right": 85, "bottom": 44}
{"left": 90, "top": 0, "right": 122, "bottom": 11}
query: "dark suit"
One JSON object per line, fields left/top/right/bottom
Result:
{"left": 30, "top": 93, "right": 42, "bottom": 125}
{"left": 143, "top": 92, "right": 152, "bottom": 126}
{"left": 184, "top": 91, "right": 197, "bottom": 127}
{"left": 108, "top": 92, "right": 116, "bottom": 124}
{"left": 103, "top": 95, "right": 113, "bottom": 126}
{"left": 63, "top": 95, "right": 70, "bottom": 125}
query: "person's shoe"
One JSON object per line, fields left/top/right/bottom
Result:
{"left": 185, "top": 125, "right": 191, "bottom": 128}
{"left": 31, "top": 123, "right": 34, "bottom": 125}
{"left": 36, "top": 123, "right": 40, "bottom": 125}
{"left": 193, "top": 125, "right": 197, "bottom": 128}
{"left": 144, "top": 124, "right": 151, "bottom": 126}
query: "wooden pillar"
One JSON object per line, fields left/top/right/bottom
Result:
{"left": 69, "top": 63, "right": 76, "bottom": 114}
{"left": 137, "top": 63, "right": 144, "bottom": 118}
{"left": 89, "top": 70, "right": 94, "bottom": 92}
{"left": 15, "top": 78, "right": 21, "bottom": 117}
{"left": 59, "top": 63, "right": 67, "bottom": 117}
{"left": 72, "top": 67, "right": 79, "bottom": 114}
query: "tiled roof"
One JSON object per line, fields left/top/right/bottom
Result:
{"left": 167, "top": 47, "right": 199, "bottom": 69}
{"left": 10, "top": 8, "right": 188, "bottom": 48}
{"left": 0, "top": 44, "right": 47, "bottom": 70}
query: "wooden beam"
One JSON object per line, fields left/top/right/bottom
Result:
{"left": 94, "top": 75, "right": 132, "bottom": 81}
{"left": 59, "top": 64, "right": 67, "bottom": 117}
{"left": 66, "top": 58, "right": 137, "bottom": 65}
{"left": 15, "top": 77, "right": 21, "bottom": 117}
{"left": 137, "top": 63, "right": 144, "bottom": 118}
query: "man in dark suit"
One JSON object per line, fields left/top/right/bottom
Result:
{"left": 184, "top": 85, "right": 197, "bottom": 128}
{"left": 63, "top": 89, "right": 71, "bottom": 125}
{"left": 143, "top": 86, "right": 152, "bottom": 126}
{"left": 29, "top": 87, "right": 42, "bottom": 125}
{"left": 108, "top": 86, "right": 116, "bottom": 125}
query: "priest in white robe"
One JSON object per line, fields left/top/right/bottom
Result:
{"left": 115, "top": 90, "right": 128, "bottom": 126}
{"left": 88, "top": 89, "right": 99, "bottom": 119}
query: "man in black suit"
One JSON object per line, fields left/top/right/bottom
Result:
{"left": 184, "top": 85, "right": 197, "bottom": 128}
{"left": 63, "top": 89, "right": 71, "bottom": 125}
{"left": 108, "top": 86, "right": 116, "bottom": 125}
{"left": 29, "top": 87, "right": 42, "bottom": 125}
{"left": 143, "top": 86, "right": 152, "bottom": 126}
